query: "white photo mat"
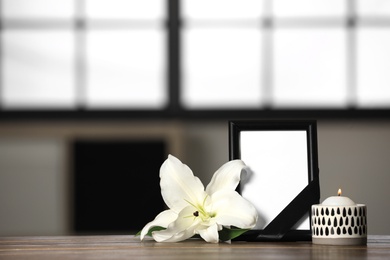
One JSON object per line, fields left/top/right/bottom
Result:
{"left": 240, "top": 130, "right": 309, "bottom": 230}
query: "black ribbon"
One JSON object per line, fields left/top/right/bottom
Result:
{"left": 236, "top": 177, "right": 320, "bottom": 241}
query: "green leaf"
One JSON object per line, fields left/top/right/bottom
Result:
{"left": 135, "top": 226, "right": 166, "bottom": 237}
{"left": 218, "top": 227, "right": 250, "bottom": 242}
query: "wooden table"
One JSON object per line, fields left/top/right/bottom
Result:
{"left": 1, "top": 235, "right": 389, "bottom": 259}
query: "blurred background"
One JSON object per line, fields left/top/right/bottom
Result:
{"left": 0, "top": 0, "right": 390, "bottom": 236}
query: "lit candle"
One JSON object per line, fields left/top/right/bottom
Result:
{"left": 311, "top": 189, "right": 367, "bottom": 246}
{"left": 321, "top": 189, "right": 356, "bottom": 206}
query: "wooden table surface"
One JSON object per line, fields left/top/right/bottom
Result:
{"left": 0, "top": 235, "right": 389, "bottom": 260}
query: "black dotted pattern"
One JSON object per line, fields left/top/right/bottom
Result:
{"left": 311, "top": 205, "right": 367, "bottom": 237}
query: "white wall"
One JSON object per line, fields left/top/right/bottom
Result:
{"left": 0, "top": 138, "right": 67, "bottom": 235}
{"left": 0, "top": 120, "right": 389, "bottom": 236}
{"left": 317, "top": 120, "right": 390, "bottom": 235}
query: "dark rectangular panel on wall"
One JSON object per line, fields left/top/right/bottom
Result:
{"left": 73, "top": 139, "right": 166, "bottom": 234}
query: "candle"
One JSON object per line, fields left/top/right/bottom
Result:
{"left": 311, "top": 189, "right": 367, "bottom": 246}
{"left": 321, "top": 189, "right": 356, "bottom": 206}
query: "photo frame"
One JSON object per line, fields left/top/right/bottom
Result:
{"left": 229, "top": 120, "right": 320, "bottom": 241}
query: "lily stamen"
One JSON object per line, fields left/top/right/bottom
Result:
{"left": 184, "top": 198, "right": 209, "bottom": 218}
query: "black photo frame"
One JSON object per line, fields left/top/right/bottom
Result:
{"left": 229, "top": 120, "right": 320, "bottom": 241}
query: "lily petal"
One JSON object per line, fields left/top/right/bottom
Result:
{"left": 205, "top": 159, "right": 246, "bottom": 196}
{"left": 140, "top": 209, "right": 177, "bottom": 240}
{"left": 211, "top": 189, "right": 258, "bottom": 229}
{"left": 197, "top": 223, "right": 220, "bottom": 243}
{"left": 160, "top": 155, "right": 206, "bottom": 213}
{"left": 152, "top": 206, "right": 200, "bottom": 242}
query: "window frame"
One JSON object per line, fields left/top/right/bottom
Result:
{"left": 0, "top": 0, "right": 390, "bottom": 120}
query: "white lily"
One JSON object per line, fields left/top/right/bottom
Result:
{"left": 140, "top": 154, "right": 258, "bottom": 243}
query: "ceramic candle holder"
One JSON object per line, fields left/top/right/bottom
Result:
{"left": 311, "top": 204, "right": 367, "bottom": 245}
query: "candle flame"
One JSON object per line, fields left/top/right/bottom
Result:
{"left": 338, "top": 188, "right": 342, "bottom": 196}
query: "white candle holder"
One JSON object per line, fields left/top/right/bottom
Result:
{"left": 311, "top": 204, "right": 367, "bottom": 245}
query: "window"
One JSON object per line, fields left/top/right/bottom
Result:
{"left": 84, "top": 0, "right": 166, "bottom": 109}
{"left": 181, "top": 0, "right": 264, "bottom": 109}
{"left": 1, "top": 0, "right": 167, "bottom": 111}
{"left": 2, "top": 0, "right": 76, "bottom": 109}
{"left": 356, "top": 0, "right": 390, "bottom": 107}
{"left": 270, "top": 1, "right": 347, "bottom": 107}
{"left": 1, "top": 0, "right": 389, "bottom": 119}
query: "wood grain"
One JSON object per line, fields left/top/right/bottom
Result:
{"left": 0, "top": 235, "right": 389, "bottom": 259}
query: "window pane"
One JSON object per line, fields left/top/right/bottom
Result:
{"left": 2, "top": 30, "right": 76, "bottom": 108}
{"left": 273, "top": 0, "right": 346, "bottom": 17}
{"left": 182, "top": 0, "right": 265, "bottom": 19}
{"left": 181, "top": 28, "right": 263, "bottom": 108}
{"left": 2, "top": 0, "right": 74, "bottom": 19}
{"left": 357, "top": 0, "right": 390, "bottom": 16}
{"left": 86, "top": 0, "right": 165, "bottom": 19}
{"left": 273, "top": 28, "right": 347, "bottom": 108}
{"left": 357, "top": 28, "right": 390, "bottom": 107}
{"left": 86, "top": 29, "right": 166, "bottom": 109}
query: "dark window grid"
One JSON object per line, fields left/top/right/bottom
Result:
{"left": 347, "top": 0, "right": 357, "bottom": 108}
{"left": 75, "top": 0, "right": 86, "bottom": 110}
{"left": 178, "top": 0, "right": 390, "bottom": 117}
{"left": 0, "top": 0, "right": 390, "bottom": 120}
